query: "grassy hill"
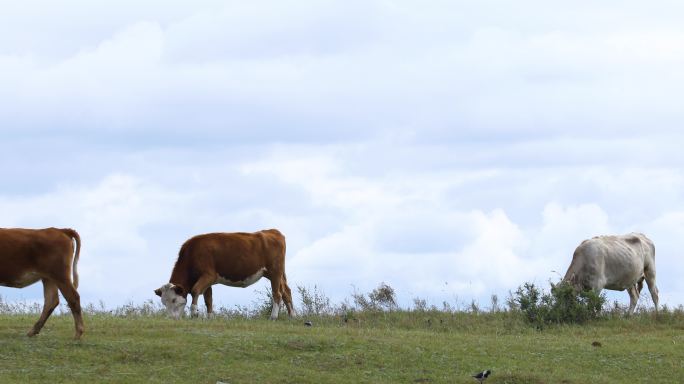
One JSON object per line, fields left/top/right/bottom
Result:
{"left": 0, "top": 309, "right": 682, "bottom": 383}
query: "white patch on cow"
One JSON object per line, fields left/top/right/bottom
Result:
{"left": 270, "top": 298, "right": 280, "bottom": 320}
{"left": 191, "top": 304, "right": 198, "bottom": 317}
{"left": 216, "top": 267, "right": 266, "bottom": 288}
{"left": 157, "top": 283, "right": 187, "bottom": 319}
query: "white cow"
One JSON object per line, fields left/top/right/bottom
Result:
{"left": 563, "top": 233, "right": 659, "bottom": 314}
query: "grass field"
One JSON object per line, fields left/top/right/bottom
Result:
{"left": 1, "top": 309, "right": 682, "bottom": 384}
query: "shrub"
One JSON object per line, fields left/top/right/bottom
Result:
{"left": 512, "top": 281, "right": 606, "bottom": 328}
{"left": 351, "top": 282, "right": 398, "bottom": 312}
{"left": 252, "top": 288, "right": 277, "bottom": 318}
{"left": 469, "top": 299, "right": 480, "bottom": 314}
{"left": 351, "top": 289, "right": 373, "bottom": 311}
{"left": 297, "top": 285, "right": 332, "bottom": 316}
{"left": 490, "top": 294, "right": 500, "bottom": 312}
{"left": 412, "top": 298, "right": 428, "bottom": 312}
{"left": 369, "top": 282, "right": 397, "bottom": 310}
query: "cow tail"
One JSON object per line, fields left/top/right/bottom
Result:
{"left": 281, "top": 235, "right": 287, "bottom": 277}
{"left": 60, "top": 228, "right": 81, "bottom": 289}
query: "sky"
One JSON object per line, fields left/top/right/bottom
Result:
{"left": 1, "top": 1, "right": 684, "bottom": 311}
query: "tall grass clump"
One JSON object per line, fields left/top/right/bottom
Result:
{"left": 297, "top": 285, "right": 332, "bottom": 316}
{"left": 511, "top": 281, "right": 606, "bottom": 328}
{"left": 0, "top": 296, "right": 42, "bottom": 314}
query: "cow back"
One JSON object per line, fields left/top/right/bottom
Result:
{"left": 172, "top": 229, "right": 286, "bottom": 287}
{"left": 0, "top": 228, "right": 75, "bottom": 287}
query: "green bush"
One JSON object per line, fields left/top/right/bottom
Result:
{"left": 512, "top": 281, "right": 606, "bottom": 328}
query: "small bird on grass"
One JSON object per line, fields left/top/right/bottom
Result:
{"left": 472, "top": 370, "right": 491, "bottom": 383}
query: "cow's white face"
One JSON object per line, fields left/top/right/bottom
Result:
{"left": 154, "top": 283, "right": 187, "bottom": 319}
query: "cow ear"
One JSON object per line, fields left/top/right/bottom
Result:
{"left": 173, "top": 285, "right": 185, "bottom": 296}
{"left": 154, "top": 288, "right": 162, "bottom": 297}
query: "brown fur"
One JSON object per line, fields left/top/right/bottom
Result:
{"left": 156, "top": 229, "right": 294, "bottom": 317}
{"left": 0, "top": 227, "right": 84, "bottom": 339}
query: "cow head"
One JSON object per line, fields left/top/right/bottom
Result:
{"left": 154, "top": 283, "right": 187, "bottom": 319}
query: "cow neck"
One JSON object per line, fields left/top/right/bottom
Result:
{"left": 169, "top": 255, "right": 193, "bottom": 297}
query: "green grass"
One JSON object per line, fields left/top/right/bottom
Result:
{"left": 0, "top": 311, "right": 682, "bottom": 383}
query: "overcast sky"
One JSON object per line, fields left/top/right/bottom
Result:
{"left": 2, "top": 1, "right": 683, "bottom": 311}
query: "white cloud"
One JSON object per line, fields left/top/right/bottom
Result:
{"left": 540, "top": 203, "right": 610, "bottom": 242}
{"left": 245, "top": 151, "right": 542, "bottom": 305}
{"left": 2, "top": 1, "right": 684, "bottom": 140}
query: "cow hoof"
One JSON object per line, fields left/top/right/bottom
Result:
{"left": 27, "top": 329, "right": 38, "bottom": 337}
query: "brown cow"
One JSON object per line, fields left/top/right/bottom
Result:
{"left": 154, "top": 229, "right": 295, "bottom": 319}
{"left": 0, "top": 227, "right": 84, "bottom": 339}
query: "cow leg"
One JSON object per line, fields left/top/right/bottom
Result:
{"left": 279, "top": 277, "right": 295, "bottom": 317}
{"left": 627, "top": 285, "right": 639, "bottom": 315}
{"left": 644, "top": 268, "right": 659, "bottom": 314}
{"left": 203, "top": 286, "right": 214, "bottom": 316}
{"left": 27, "top": 280, "right": 60, "bottom": 337}
{"left": 269, "top": 276, "right": 283, "bottom": 320}
{"left": 190, "top": 274, "right": 215, "bottom": 318}
{"left": 56, "top": 281, "right": 84, "bottom": 340}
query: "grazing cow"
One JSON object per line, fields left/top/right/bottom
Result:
{"left": 0, "top": 228, "right": 84, "bottom": 339}
{"left": 563, "top": 233, "right": 659, "bottom": 314}
{"left": 154, "top": 229, "right": 294, "bottom": 319}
